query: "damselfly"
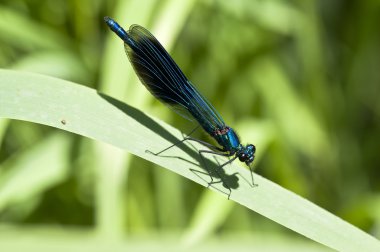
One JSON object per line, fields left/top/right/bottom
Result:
{"left": 104, "top": 17, "right": 256, "bottom": 197}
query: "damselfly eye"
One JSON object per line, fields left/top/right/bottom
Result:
{"left": 239, "top": 153, "right": 247, "bottom": 162}
{"left": 247, "top": 144, "right": 256, "bottom": 153}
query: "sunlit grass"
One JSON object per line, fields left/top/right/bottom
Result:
{"left": 0, "top": 0, "right": 380, "bottom": 250}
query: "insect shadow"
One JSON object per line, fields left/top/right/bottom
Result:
{"left": 146, "top": 129, "right": 240, "bottom": 198}
{"left": 99, "top": 92, "right": 241, "bottom": 197}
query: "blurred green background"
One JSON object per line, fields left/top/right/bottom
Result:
{"left": 0, "top": 0, "right": 379, "bottom": 250}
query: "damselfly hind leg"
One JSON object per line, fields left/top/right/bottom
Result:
{"left": 145, "top": 126, "right": 201, "bottom": 156}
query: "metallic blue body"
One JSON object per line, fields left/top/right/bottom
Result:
{"left": 213, "top": 127, "right": 240, "bottom": 152}
{"left": 104, "top": 17, "right": 256, "bottom": 167}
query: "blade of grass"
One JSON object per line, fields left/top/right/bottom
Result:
{"left": 0, "top": 70, "right": 379, "bottom": 251}
{"left": 0, "top": 132, "right": 70, "bottom": 211}
{"left": 0, "top": 7, "right": 69, "bottom": 49}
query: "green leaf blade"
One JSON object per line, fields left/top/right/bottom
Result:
{"left": 0, "top": 70, "right": 379, "bottom": 251}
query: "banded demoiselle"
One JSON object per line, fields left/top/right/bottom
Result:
{"left": 104, "top": 17, "right": 256, "bottom": 197}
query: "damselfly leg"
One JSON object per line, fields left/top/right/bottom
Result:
{"left": 146, "top": 128, "right": 241, "bottom": 198}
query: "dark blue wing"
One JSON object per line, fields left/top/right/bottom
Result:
{"left": 123, "top": 24, "right": 226, "bottom": 133}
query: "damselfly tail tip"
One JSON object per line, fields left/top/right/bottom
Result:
{"left": 104, "top": 16, "right": 115, "bottom": 27}
{"left": 104, "top": 16, "right": 119, "bottom": 29}
{"left": 103, "top": 17, "right": 129, "bottom": 42}
{"left": 104, "top": 16, "right": 113, "bottom": 29}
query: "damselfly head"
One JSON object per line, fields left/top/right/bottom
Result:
{"left": 237, "top": 144, "right": 256, "bottom": 165}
